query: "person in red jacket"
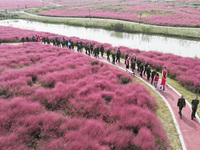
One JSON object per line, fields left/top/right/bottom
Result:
{"left": 125, "top": 57, "right": 129, "bottom": 72}
{"left": 154, "top": 73, "right": 159, "bottom": 89}
{"left": 160, "top": 75, "right": 166, "bottom": 92}
{"left": 36, "top": 35, "right": 40, "bottom": 42}
{"left": 162, "top": 67, "right": 167, "bottom": 85}
{"left": 162, "top": 67, "right": 167, "bottom": 77}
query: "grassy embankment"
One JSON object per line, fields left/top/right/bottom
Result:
{"left": 6, "top": 9, "right": 200, "bottom": 41}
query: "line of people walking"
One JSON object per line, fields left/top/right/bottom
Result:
{"left": 19, "top": 35, "right": 200, "bottom": 122}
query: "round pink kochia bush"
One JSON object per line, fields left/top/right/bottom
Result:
{"left": 0, "top": 43, "right": 169, "bottom": 149}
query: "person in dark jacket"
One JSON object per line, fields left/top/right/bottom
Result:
{"left": 32, "top": 36, "right": 36, "bottom": 42}
{"left": 151, "top": 70, "right": 156, "bottom": 84}
{"left": 94, "top": 47, "right": 97, "bottom": 58}
{"left": 85, "top": 44, "right": 89, "bottom": 55}
{"left": 42, "top": 36, "right": 46, "bottom": 44}
{"left": 77, "top": 42, "right": 81, "bottom": 52}
{"left": 62, "top": 37, "right": 66, "bottom": 47}
{"left": 96, "top": 46, "right": 99, "bottom": 58}
{"left": 21, "top": 36, "right": 25, "bottom": 43}
{"left": 89, "top": 43, "right": 93, "bottom": 54}
{"left": 191, "top": 96, "right": 199, "bottom": 120}
{"left": 112, "top": 51, "right": 116, "bottom": 65}
{"left": 26, "top": 36, "right": 30, "bottom": 42}
{"left": 144, "top": 62, "right": 149, "bottom": 75}
{"left": 147, "top": 66, "right": 151, "bottom": 81}
{"left": 137, "top": 59, "right": 141, "bottom": 72}
{"left": 47, "top": 36, "right": 50, "bottom": 44}
{"left": 131, "top": 54, "right": 136, "bottom": 72}
{"left": 100, "top": 45, "right": 104, "bottom": 57}
{"left": 71, "top": 41, "right": 74, "bottom": 49}
{"left": 140, "top": 63, "right": 144, "bottom": 77}
{"left": 53, "top": 38, "right": 56, "bottom": 46}
{"left": 116, "top": 48, "right": 121, "bottom": 63}
{"left": 177, "top": 95, "right": 186, "bottom": 118}
{"left": 107, "top": 49, "right": 111, "bottom": 61}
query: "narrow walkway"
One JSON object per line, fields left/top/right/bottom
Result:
{"left": 72, "top": 48, "right": 200, "bottom": 150}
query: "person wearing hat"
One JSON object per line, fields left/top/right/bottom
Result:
{"left": 177, "top": 95, "right": 186, "bottom": 118}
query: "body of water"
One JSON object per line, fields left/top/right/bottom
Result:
{"left": 0, "top": 19, "right": 199, "bottom": 58}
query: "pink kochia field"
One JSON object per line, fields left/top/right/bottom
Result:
{"left": 39, "top": 0, "right": 200, "bottom": 27}
{"left": 0, "top": 0, "right": 49, "bottom": 10}
{"left": 0, "top": 25, "right": 200, "bottom": 94}
{"left": 0, "top": 43, "right": 168, "bottom": 149}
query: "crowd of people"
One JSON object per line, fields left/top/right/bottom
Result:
{"left": 21, "top": 35, "right": 50, "bottom": 44}
{"left": 19, "top": 36, "right": 170, "bottom": 92}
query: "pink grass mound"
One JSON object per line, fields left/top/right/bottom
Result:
{"left": 0, "top": 42, "right": 168, "bottom": 149}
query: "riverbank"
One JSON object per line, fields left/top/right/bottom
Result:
{"left": 7, "top": 11, "right": 200, "bottom": 41}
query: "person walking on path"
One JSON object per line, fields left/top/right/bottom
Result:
{"left": 112, "top": 51, "right": 116, "bottom": 65}
{"left": 125, "top": 53, "right": 129, "bottom": 64}
{"left": 21, "top": 36, "right": 25, "bottom": 43}
{"left": 47, "top": 36, "right": 50, "bottom": 44}
{"left": 100, "top": 45, "right": 104, "bottom": 57}
{"left": 107, "top": 49, "right": 110, "bottom": 61}
{"left": 140, "top": 63, "right": 144, "bottom": 77}
{"left": 191, "top": 96, "right": 199, "bottom": 120}
{"left": 125, "top": 57, "right": 129, "bottom": 72}
{"left": 137, "top": 59, "right": 141, "bottom": 72}
{"left": 154, "top": 73, "right": 159, "bottom": 89}
{"left": 162, "top": 67, "right": 167, "bottom": 77}
{"left": 130, "top": 54, "right": 136, "bottom": 73}
{"left": 160, "top": 75, "right": 166, "bottom": 92}
{"left": 162, "top": 67, "right": 167, "bottom": 84}
{"left": 151, "top": 70, "right": 156, "bottom": 84}
{"left": 144, "top": 62, "right": 149, "bottom": 75}
{"left": 177, "top": 95, "right": 186, "bottom": 119}
{"left": 116, "top": 48, "right": 121, "bottom": 63}
{"left": 94, "top": 47, "right": 97, "bottom": 58}
{"left": 147, "top": 66, "right": 151, "bottom": 81}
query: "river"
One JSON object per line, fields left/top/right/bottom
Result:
{"left": 0, "top": 19, "right": 199, "bottom": 58}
